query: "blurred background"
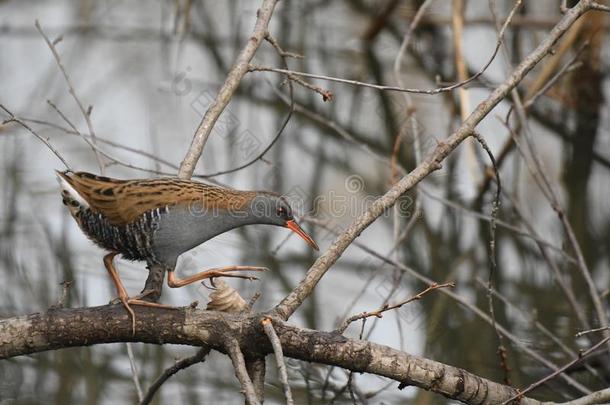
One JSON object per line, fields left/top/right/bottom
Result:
{"left": 1, "top": 0, "right": 609, "bottom": 404}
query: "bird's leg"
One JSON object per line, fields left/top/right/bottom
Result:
{"left": 167, "top": 266, "right": 267, "bottom": 288}
{"left": 103, "top": 252, "right": 136, "bottom": 334}
{"left": 140, "top": 262, "right": 166, "bottom": 302}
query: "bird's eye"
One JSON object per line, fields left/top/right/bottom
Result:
{"left": 277, "top": 207, "right": 286, "bottom": 216}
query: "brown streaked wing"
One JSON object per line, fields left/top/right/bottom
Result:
{"left": 60, "top": 172, "right": 256, "bottom": 225}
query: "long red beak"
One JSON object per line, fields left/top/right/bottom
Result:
{"left": 286, "top": 220, "right": 319, "bottom": 251}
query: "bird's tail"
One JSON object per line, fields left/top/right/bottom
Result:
{"left": 56, "top": 170, "right": 90, "bottom": 215}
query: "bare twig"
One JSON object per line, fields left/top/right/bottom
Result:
{"left": 555, "top": 388, "right": 610, "bottom": 405}
{"left": 33, "top": 102, "right": 209, "bottom": 180}
{"left": 503, "top": 190, "right": 590, "bottom": 331}
{"left": 261, "top": 35, "right": 332, "bottom": 100}
{"left": 253, "top": 0, "right": 521, "bottom": 97}
{"left": 477, "top": 43, "right": 587, "bottom": 199}
{"left": 264, "top": 32, "right": 303, "bottom": 59}
{"left": 178, "top": 0, "right": 279, "bottom": 179}
{"left": 246, "top": 358, "right": 266, "bottom": 403}
{"left": 272, "top": 88, "right": 393, "bottom": 168}
{"left": 524, "top": 11, "right": 585, "bottom": 100}
{"left": 452, "top": 0, "right": 470, "bottom": 122}
{"left": 336, "top": 282, "right": 454, "bottom": 334}
{"left": 247, "top": 292, "right": 262, "bottom": 310}
{"left": 262, "top": 317, "right": 294, "bottom": 405}
{"left": 590, "top": 2, "right": 610, "bottom": 12}
{"left": 304, "top": 217, "right": 592, "bottom": 394}
{"left": 49, "top": 281, "right": 73, "bottom": 310}
{"left": 472, "top": 131, "right": 510, "bottom": 384}
{"left": 201, "top": 68, "right": 294, "bottom": 178}
{"left": 576, "top": 326, "right": 610, "bottom": 338}
{"left": 502, "top": 335, "right": 610, "bottom": 404}
{"left": 0, "top": 104, "right": 71, "bottom": 169}
{"left": 474, "top": 277, "right": 605, "bottom": 384}
{"left": 269, "top": 68, "right": 332, "bottom": 102}
{"left": 126, "top": 343, "right": 144, "bottom": 402}
{"left": 226, "top": 338, "right": 261, "bottom": 405}
{"left": 391, "top": 0, "right": 435, "bottom": 240}
{"left": 19, "top": 116, "right": 183, "bottom": 171}
{"left": 503, "top": 60, "right": 610, "bottom": 359}
{"left": 274, "top": 1, "right": 593, "bottom": 322}
{"left": 419, "top": 186, "right": 577, "bottom": 262}
{"left": 140, "top": 346, "right": 211, "bottom": 405}
{"left": 35, "top": 20, "right": 104, "bottom": 173}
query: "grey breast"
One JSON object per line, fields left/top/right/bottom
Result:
{"left": 151, "top": 203, "right": 253, "bottom": 269}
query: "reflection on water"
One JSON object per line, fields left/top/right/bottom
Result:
{"left": 1, "top": 1, "right": 609, "bottom": 404}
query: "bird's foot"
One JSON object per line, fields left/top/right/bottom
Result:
{"left": 114, "top": 295, "right": 137, "bottom": 336}
{"left": 111, "top": 296, "right": 178, "bottom": 335}
{"left": 207, "top": 266, "right": 268, "bottom": 285}
{"left": 109, "top": 289, "right": 156, "bottom": 306}
{"left": 127, "top": 299, "right": 177, "bottom": 309}
{"left": 167, "top": 266, "right": 268, "bottom": 288}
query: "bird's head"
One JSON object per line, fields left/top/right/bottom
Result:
{"left": 250, "top": 192, "right": 319, "bottom": 251}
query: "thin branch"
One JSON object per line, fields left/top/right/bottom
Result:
{"left": 200, "top": 59, "right": 294, "bottom": 178}
{"left": 264, "top": 32, "right": 303, "bottom": 59}
{"left": 140, "top": 346, "right": 211, "bottom": 405}
{"left": 503, "top": 191, "right": 590, "bottom": 331}
{"left": 126, "top": 343, "right": 144, "bottom": 402}
{"left": 419, "top": 186, "right": 576, "bottom": 263}
{"left": 553, "top": 388, "right": 610, "bottom": 405}
{"left": 20, "top": 116, "right": 182, "bottom": 170}
{"left": 502, "top": 52, "right": 610, "bottom": 358}
{"left": 472, "top": 131, "right": 509, "bottom": 384}
{"left": 590, "top": 2, "right": 610, "bottom": 12}
{"left": 262, "top": 318, "right": 294, "bottom": 405}
{"left": 273, "top": 0, "right": 593, "bottom": 322}
{"left": 474, "top": 277, "right": 606, "bottom": 384}
{"left": 391, "top": 0, "right": 435, "bottom": 239}
{"left": 226, "top": 338, "right": 261, "bottom": 405}
{"left": 37, "top": 102, "right": 211, "bottom": 179}
{"left": 35, "top": 20, "right": 105, "bottom": 173}
{"left": 274, "top": 69, "right": 333, "bottom": 102}
{"left": 303, "top": 217, "right": 592, "bottom": 395}
{"left": 49, "top": 281, "right": 73, "bottom": 310}
{"left": 252, "top": 0, "right": 521, "bottom": 97}
{"left": 336, "top": 282, "right": 454, "bottom": 334}
{"left": 576, "top": 326, "right": 610, "bottom": 338}
{"left": 0, "top": 104, "right": 71, "bottom": 169}
{"left": 246, "top": 358, "right": 266, "bottom": 403}
{"left": 177, "top": 0, "right": 279, "bottom": 179}
{"left": 502, "top": 335, "right": 610, "bottom": 404}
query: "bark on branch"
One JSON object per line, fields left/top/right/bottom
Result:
{"left": 0, "top": 305, "right": 545, "bottom": 404}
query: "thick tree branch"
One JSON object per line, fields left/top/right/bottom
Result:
{"left": 0, "top": 305, "right": 553, "bottom": 404}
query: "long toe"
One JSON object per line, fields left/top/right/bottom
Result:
{"left": 110, "top": 287, "right": 163, "bottom": 305}
{"left": 212, "top": 274, "right": 260, "bottom": 282}
{"left": 127, "top": 299, "right": 178, "bottom": 309}
{"left": 215, "top": 266, "right": 268, "bottom": 273}
{"left": 117, "top": 298, "right": 136, "bottom": 335}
